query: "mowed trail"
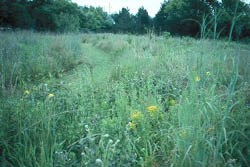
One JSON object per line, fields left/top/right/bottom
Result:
{"left": 58, "top": 43, "right": 117, "bottom": 94}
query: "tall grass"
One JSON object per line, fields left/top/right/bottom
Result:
{"left": 0, "top": 31, "right": 84, "bottom": 95}
{"left": 0, "top": 32, "right": 249, "bottom": 166}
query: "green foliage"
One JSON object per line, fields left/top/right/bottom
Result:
{"left": 54, "top": 12, "right": 80, "bottom": 32}
{"left": 154, "top": 1, "right": 169, "bottom": 34}
{"left": 112, "top": 8, "right": 136, "bottom": 33}
{"left": 154, "top": 0, "right": 250, "bottom": 39}
{"left": 52, "top": 0, "right": 81, "bottom": 32}
{"left": 155, "top": 0, "right": 210, "bottom": 36}
{"left": 0, "top": 1, "right": 33, "bottom": 28}
{"left": 135, "top": 7, "right": 151, "bottom": 34}
{"left": 1, "top": 0, "right": 250, "bottom": 39}
{"left": 220, "top": 0, "right": 250, "bottom": 40}
{"left": 32, "top": 3, "right": 56, "bottom": 31}
{"left": 81, "top": 7, "right": 113, "bottom": 32}
{"left": 1, "top": 32, "right": 249, "bottom": 166}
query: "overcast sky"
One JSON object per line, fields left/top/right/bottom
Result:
{"left": 71, "top": 0, "right": 250, "bottom": 17}
{"left": 71, "top": 0, "right": 164, "bottom": 17}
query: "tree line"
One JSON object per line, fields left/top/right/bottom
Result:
{"left": 0, "top": 0, "right": 250, "bottom": 40}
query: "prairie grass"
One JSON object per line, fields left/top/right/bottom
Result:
{"left": 0, "top": 31, "right": 249, "bottom": 166}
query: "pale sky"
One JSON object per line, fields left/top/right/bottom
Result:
{"left": 71, "top": 0, "right": 164, "bottom": 17}
{"left": 71, "top": 0, "right": 250, "bottom": 17}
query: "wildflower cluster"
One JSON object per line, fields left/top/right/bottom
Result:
{"left": 146, "top": 105, "right": 158, "bottom": 114}
{"left": 128, "top": 105, "right": 166, "bottom": 130}
{"left": 23, "top": 83, "right": 55, "bottom": 100}
{"left": 128, "top": 111, "right": 143, "bottom": 130}
{"left": 130, "top": 111, "right": 143, "bottom": 121}
{"left": 146, "top": 105, "right": 164, "bottom": 121}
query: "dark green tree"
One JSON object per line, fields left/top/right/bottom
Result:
{"left": 218, "top": 0, "right": 250, "bottom": 40}
{"left": 80, "top": 6, "right": 113, "bottom": 32}
{"left": 52, "top": 0, "right": 81, "bottom": 32}
{"left": 165, "top": 0, "right": 211, "bottom": 36}
{"left": 31, "top": 3, "right": 56, "bottom": 31}
{"left": 0, "top": 0, "right": 33, "bottom": 28}
{"left": 154, "top": 1, "right": 169, "bottom": 34}
{"left": 135, "top": 7, "right": 151, "bottom": 34}
{"left": 30, "top": 0, "right": 82, "bottom": 32}
{"left": 112, "top": 8, "right": 136, "bottom": 33}
{"left": 0, "top": 0, "right": 249, "bottom": 39}
{"left": 154, "top": 0, "right": 215, "bottom": 37}
{"left": 0, "top": 1, "right": 9, "bottom": 26}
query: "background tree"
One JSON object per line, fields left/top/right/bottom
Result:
{"left": 164, "top": 0, "right": 211, "bottom": 36}
{"left": 0, "top": 0, "right": 249, "bottom": 40}
{"left": 0, "top": 0, "right": 33, "bottom": 28}
{"left": 52, "top": 0, "right": 81, "bottom": 32}
{"left": 154, "top": 1, "right": 169, "bottom": 34}
{"left": 135, "top": 7, "right": 151, "bottom": 34}
{"left": 218, "top": 0, "right": 250, "bottom": 40}
{"left": 112, "top": 8, "right": 136, "bottom": 33}
{"left": 154, "top": 0, "right": 250, "bottom": 39}
{"left": 81, "top": 6, "right": 113, "bottom": 32}
{"left": 31, "top": 1, "right": 56, "bottom": 31}
{"left": 205, "top": 0, "right": 221, "bottom": 39}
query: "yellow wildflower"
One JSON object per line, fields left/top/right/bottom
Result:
{"left": 206, "top": 71, "right": 211, "bottom": 77}
{"left": 131, "top": 111, "right": 143, "bottom": 121}
{"left": 48, "top": 93, "right": 55, "bottom": 98}
{"left": 128, "top": 122, "right": 136, "bottom": 130}
{"left": 195, "top": 76, "right": 201, "bottom": 82}
{"left": 24, "top": 90, "right": 30, "bottom": 95}
{"left": 169, "top": 99, "right": 176, "bottom": 106}
{"left": 146, "top": 105, "right": 158, "bottom": 112}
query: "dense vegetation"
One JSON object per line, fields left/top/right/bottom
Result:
{"left": 1, "top": 0, "right": 250, "bottom": 40}
{"left": 0, "top": 31, "right": 249, "bottom": 166}
{"left": 0, "top": 0, "right": 250, "bottom": 166}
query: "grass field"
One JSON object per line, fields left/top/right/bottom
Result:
{"left": 0, "top": 31, "right": 250, "bottom": 166}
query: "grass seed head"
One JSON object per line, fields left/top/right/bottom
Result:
{"left": 131, "top": 111, "right": 143, "bottom": 121}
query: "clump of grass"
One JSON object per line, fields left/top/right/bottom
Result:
{"left": 95, "top": 34, "right": 129, "bottom": 56}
